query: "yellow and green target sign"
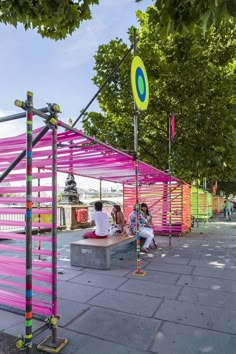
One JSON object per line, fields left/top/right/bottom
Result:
{"left": 131, "top": 56, "right": 149, "bottom": 110}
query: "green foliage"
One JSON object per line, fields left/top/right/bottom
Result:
{"left": 1, "top": 1, "right": 234, "bottom": 40}
{"left": 0, "top": 0, "right": 99, "bottom": 40}
{"left": 83, "top": 12, "right": 236, "bottom": 184}
{"left": 137, "top": 0, "right": 236, "bottom": 37}
{"left": 1, "top": 1, "right": 235, "bottom": 40}
{"left": 217, "top": 182, "right": 236, "bottom": 196}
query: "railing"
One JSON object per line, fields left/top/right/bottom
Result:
{"left": 0, "top": 205, "right": 115, "bottom": 232}
{"left": 0, "top": 206, "right": 65, "bottom": 231}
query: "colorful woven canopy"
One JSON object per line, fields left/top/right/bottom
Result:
{"left": 0, "top": 124, "right": 182, "bottom": 185}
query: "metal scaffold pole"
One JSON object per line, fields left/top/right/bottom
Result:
{"left": 25, "top": 91, "right": 33, "bottom": 352}
{"left": 168, "top": 113, "right": 172, "bottom": 247}
{"left": 132, "top": 29, "right": 142, "bottom": 276}
{"left": 9, "top": 92, "right": 69, "bottom": 353}
{"left": 37, "top": 105, "right": 68, "bottom": 353}
{"left": 131, "top": 28, "right": 148, "bottom": 277}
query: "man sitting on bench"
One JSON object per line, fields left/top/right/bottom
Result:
{"left": 83, "top": 201, "right": 109, "bottom": 239}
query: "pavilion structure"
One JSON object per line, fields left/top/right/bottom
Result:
{"left": 0, "top": 93, "right": 190, "bottom": 351}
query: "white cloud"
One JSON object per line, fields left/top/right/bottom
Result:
{"left": 56, "top": 0, "right": 151, "bottom": 70}
{"left": 58, "top": 15, "right": 107, "bottom": 69}
{"left": 0, "top": 109, "right": 26, "bottom": 138}
{"left": 0, "top": 108, "right": 52, "bottom": 138}
{"left": 0, "top": 108, "right": 17, "bottom": 117}
{"left": 59, "top": 37, "right": 98, "bottom": 69}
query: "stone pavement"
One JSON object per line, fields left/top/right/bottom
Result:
{"left": 1, "top": 214, "right": 236, "bottom": 353}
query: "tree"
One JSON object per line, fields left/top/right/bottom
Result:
{"left": 0, "top": 1, "right": 235, "bottom": 40}
{"left": 136, "top": 0, "right": 236, "bottom": 36}
{"left": 0, "top": 0, "right": 99, "bottom": 40}
{"left": 83, "top": 13, "right": 236, "bottom": 183}
{"left": 217, "top": 182, "right": 236, "bottom": 196}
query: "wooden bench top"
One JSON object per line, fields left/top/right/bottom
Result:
{"left": 71, "top": 235, "right": 135, "bottom": 248}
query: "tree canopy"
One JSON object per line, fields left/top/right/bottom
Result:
{"left": 0, "top": 0, "right": 235, "bottom": 40}
{"left": 0, "top": 0, "right": 99, "bottom": 40}
{"left": 82, "top": 12, "right": 236, "bottom": 184}
{"left": 138, "top": 0, "right": 236, "bottom": 37}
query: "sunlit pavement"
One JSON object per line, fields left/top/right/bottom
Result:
{"left": 1, "top": 214, "right": 236, "bottom": 353}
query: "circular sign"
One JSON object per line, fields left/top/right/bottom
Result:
{"left": 131, "top": 56, "right": 149, "bottom": 110}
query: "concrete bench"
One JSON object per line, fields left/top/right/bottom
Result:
{"left": 70, "top": 235, "right": 135, "bottom": 270}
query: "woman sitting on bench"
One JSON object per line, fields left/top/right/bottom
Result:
{"left": 129, "top": 204, "right": 155, "bottom": 253}
{"left": 110, "top": 204, "right": 126, "bottom": 235}
{"left": 140, "top": 202, "right": 152, "bottom": 224}
{"left": 83, "top": 201, "right": 109, "bottom": 239}
{"left": 141, "top": 202, "right": 158, "bottom": 249}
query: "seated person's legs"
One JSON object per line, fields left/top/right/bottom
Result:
{"left": 139, "top": 228, "right": 154, "bottom": 250}
{"left": 109, "top": 224, "right": 122, "bottom": 236}
{"left": 83, "top": 230, "right": 96, "bottom": 238}
{"left": 83, "top": 231, "right": 107, "bottom": 239}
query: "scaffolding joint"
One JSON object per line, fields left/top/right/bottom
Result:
{"left": 44, "top": 103, "right": 60, "bottom": 128}
{"left": 16, "top": 335, "right": 32, "bottom": 351}
{"left": 45, "top": 315, "right": 61, "bottom": 329}
{"left": 47, "top": 103, "right": 61, "bottom": 114}
{"left": 14, "top": 99, "right": 26, "bottom": 110}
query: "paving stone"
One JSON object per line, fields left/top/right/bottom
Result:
{"left": 85, "top": 267, "right": 131, "bottom": 277}
{"left": 177, "top": 274, "right": 236, "bottom": 292}
{"left": 66, "top": 307, "right": 161, "bottom": 350}
{"left": 189, "top": 258, "right": 236, "bottom": 269}
{"left": 178, "top": 286, "right": 236, "bottom": 308}
{"left": 127, "top": 269, "right": 180, "bottom": 285}
{"left": 0, "top": 331, "right": 40, "bottom": 354}
{"left": 152, "top": 254, "right": 190, "bottom": 265}
{"left": 144, "top": 262, "right": 193, "bottom": 275}
{"left": 154, "top": 299, "right": 236, "bottom": 334}
{"left": 0, "top": 310, "right": 22, "bottom": 331}
{"left": 111, "top": 257, "right": 150, "bottom": 268}
{"left": 70, "top": 272, "right": 127, "bottom": 289}
{"left": 193, "top": 266, "right": 236, "bottom": 280}
{"left": 56, "top": 268, "right": 84, "bottom": 281}
{"left": 118, "top": 278, "right": 181, "bottom": 300}
{"left": 3, "top": 317, "right": 44, "bottom": 337}
{"left": 89, "top": 289, "right": 162, "bottom": 317}
{"left": 2, "top": 216, "right": 236, "bottom": 353}
{"left": 57, "top": 298, "right": 90, "bottom": 327}
{"left": 151, "top": 322, "right": 236, "bottom": 354}
{"left": 71, "top": 339, "right": 149, "bottom": 354}
{"left": 34, "top": 327, "right": 148, "bottom": 354}
{"left": 57, "top": 280, "right": 103, "bottom": 303}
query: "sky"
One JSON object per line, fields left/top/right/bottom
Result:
{"left": 0, "top": 0, "right": 153, "bottom": 134}
{"left": 0, "top": 0, "right": 153, "bottom": 189}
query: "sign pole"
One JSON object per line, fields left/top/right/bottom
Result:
{"left": 131, "top": 29, "right": 149, "bottom": 276}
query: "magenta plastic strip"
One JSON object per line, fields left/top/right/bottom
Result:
{"left": 0, "top": 255, "right": 53, "bottom": 267}
{"left": 0, "top": 267, "right": 53, "bottom": 283}
{"left": 0, "top": 197, "right": 52, "bottom": 203}
{"left": 0, "top": 208, "right": 53, "bottom": 215}
{"left": 0, "top": 244, "right": 54, "bottom": 256}
{"left": 0, "top": 232, "right": 52, "bottom": 242}
{"left": 0, "top": 279, "right": 52, "bottom": 295}
{"left": 3, "top": 172, "right": 52, "bottom": 182}
{"left": 0, "top": 186, "right": 53, "bottom": 193}
{"left": 0, "top": 220, "right": 52, "bottom": 228}
{"left": 0, "top": 295, "right": 52, "bottom": 316}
